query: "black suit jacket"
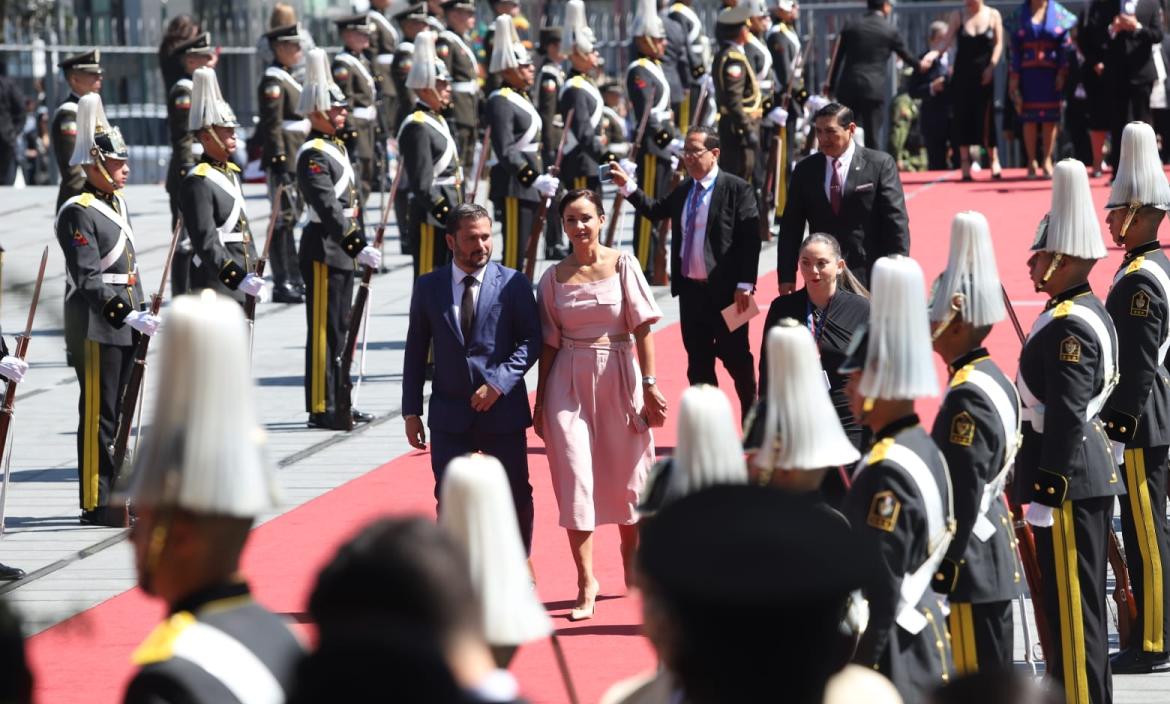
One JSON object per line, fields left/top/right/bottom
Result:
{"left": 778, "top": 145, "right": 910, "bottom": 285}
{"left": 829, "top": 11, "right": 917, "bottom": 104}
{"left": 627, "top": 169, "right": 761, "bottom": 301}
{"left": 1086, "top": 0, "right": 1165, "bottom": 85}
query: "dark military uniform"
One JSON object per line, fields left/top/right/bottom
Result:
{"left": 55, "top": 185, "right": 145, "bottom": 517}
{"left": 391, "top": 40, "right": 418, "bottom": 256}
{"left": 767, "top": 20, "right": 802, "bottom": 225}
{"left": 559, "top": 70, "right": 610, "bottom": 193}
{"left": 601, "top": 104, "right": 629, "bottom": 159}
{"left": 398, "top": 102, "right": 460, "bottom": 278}
{"left": 50, "top": 92, "right": 84, "bottom": 210}
{"left": 179, "top": 157, "right": 259, "bottom": 305}
{"left": 257, "top": 61, "right": 309, "bottom": 300}
{"left": 745, "top": 30, "right": 775, "bottom": 194}
{"left": 1016, "top": 283, "right": 1123, "bottom": 704}
{"left": 536, "top": 56, "right": 566, "bottom": 258}
{"left": 125, "top": 582, "right": 303, "bottom": 704}
{"left": 930, "top": 350, "right": 1025, "bottom": 675}
{"left": 486, "top": 85, "right": 543, "bottom": 273}
{"left": 437, "top": 27, "right": 480, "bottom": 173}
{"left": 332, "top": 48, "right": 379, "bottom": 204}
{"left": 844, "top": 415, "right": 956, "bottom": 703}
{"left": 1103, "top": 240, "right": 1170, "bottom": 660}
{"left": 668, "top": 1, "right": 710, "bottom": 128}
{"left": 296, "top": 132, "right": 368, "bottom": 427}
{"left": 166, "top": 75, "right": 196, "bottom": 297}
{"left": 368, "top": 8, "right": 401, "bottom": 164}
{"left": 626, "top": 55, "right": 675, "bottom": 278}
{"left": 713, "top": 39, "right": 762, "bottom": 182}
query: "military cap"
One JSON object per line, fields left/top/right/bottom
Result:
{"left": 335, "top": 13, "right": 374, "bottom": 33}
{"left": 539, "top": 26, "right": 562, "bottom": 49}
{"left": 263, "top": 23, "right": 302, "bottom": 43}
{"left": 393, "top": 1, "right": 429, "bottom": 20}
{"left": 61, "top": 49, "right": 103, "bottom": 75}
{"left": 440, "top": 0, "right": 476, "bottom": 11}
{"left": 174, "top": 31, "right": 215, "bottom": 56}
{"left": 717, "top": 3, "right": 753, "bottom": 24}
{"left": 601, "top": 77, "right": 624, "bottom": 95}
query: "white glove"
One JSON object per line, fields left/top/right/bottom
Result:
{"left": 765, "top": 106, "right": 789, "bottom": 127}
{"left": 670, "top": 155, "right": 680, "bottom": 171}
{"left": 1024, "top": 503, "right": 1054, "bottom": 528}
{"left": 1111, "top": 440, "right": 1126, "bottom": 466}
{"left": 667, "top": 138, "right": 685, "bottom": 155}
{"left": 0, "top": 356, "right": 28, "bottom": 384}
{"left": 238, "top": 273, "right": 266, "bottom": 298}
{"left": 619, "top": 159, "right": 637, "bottom": 177}
{"left": 533, "top": 173, "right": 561, "bottom": 198}
{"left": 125, "top": 310, "right": 161, "bottom": 337}
{"left": 619, "top": 178, "right": 638, "bottom": 197}
{"left": 357, "top": 245, "right": 383, "bottom": 269}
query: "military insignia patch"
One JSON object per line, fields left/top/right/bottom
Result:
{"left": 1131, "top": 291, "right": 1151, "bottom": 317}
{"left": 867, "top": 491, "right": 900, "bottom": 532}
{"left": 264, "top": 84, "right": 282, "bottom": 100}
{"left": 542, "top": 79, "right": 557, "bottom": 93}
{"left": 71, "top": 230, "right": 89, "bottom": 247}
{"left": 174, "top": 94, "right": 191, "bottom": 110}
{"left": 1059, "top": 335, "right": 1081, "bottom": 363}
{"left": 725, "top": 62, "right": 743, "bottom": 80}
{"left": 437, "top": 43, "right": 450, "bottom": 58}
{"left": 60, "top": 120, "right": 77, "bottom": 136}
{"left": 950, "top": 412, "right": 975, "bottom": 447}
{"left": 333, "top": 66, "right": 350, "bottom": 81}
{"left": 308, "top": 160, "right": 324, "bottom": 174}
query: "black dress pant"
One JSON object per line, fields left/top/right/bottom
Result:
{"left": 947, "top": 600, "right": 1014, "bottom": 675}
{"left": 73, "top": 339, "right": 134, "bottom": 511}
{"left": 677, "top": 277, "right": 756, "bottom": 416}
{"left": 1033, "top": 496, "right": 1114, "bottom": 704}
{"left": 846, "top": 97, "right": 886, "bottom": 153}
{"left": 408, "top": 207, "right": 451, "bottom": 280}
{"left": 494, "top": 196, "right": 538, "bottom": 274}
{"left": 167, "top": 185, "right": 193, "bottom": 298}
{"left": 1119, "top": 445, "right": 1170, "bottom": 654}
{"left": 300, "top": 259, "right": 355, "bottom": 419}
{"left": 1109, "top": 80, "right": 1154, "bottom": 171}
{"left": 267, "top": 173, "right": 305, "bottom": 290}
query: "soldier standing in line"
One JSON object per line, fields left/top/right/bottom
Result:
{"left": 558, "top": 1, "right": 612, "bottom": 195}
{"left": 55, "top": 94, "right": 160, "bottom": 527}
{"left": 257, "top": 23, "right": 309, "bottom": 304}
{"left": 368, "top": 0, "right": 401, "bottom": 190}
{"left": 391, "top": 3, "right": 432, "bottom": 257}
{"left": 1101, "top": 123, "right": 1170, "bottom": 675}
{"left": 601, "top": 79, "right": 631, "bottom": 162}
{"left": 535, "top": 26, "right": 567, "bottom": 259}
{"left": 712, "top": 4, "right": 763, "bottom": 182}
{"left": 766, "top": 0, "right": 802, "bottom": 221}
{"left": 295, "top": 49, "right": 382, "bottom": 431}
{"left": 437, "top": 0, "right": 480, "bottom": 175}
{"left": 399, "top": 31, "right": 460, "bottom": 279}
{"left": 660, "top": 1, "right": 694, "bottom": 133}
{"left": 332, "top": 15, "right": 379, "bottom": 209}
{"left": 668, "top": 0, "right": 712, "bottom": 128}
{"left": 165, "top": 32, "right": 215, "bottom": 298}
{"left": 743, "top": 0, "right": 776, "bottom": 191}
{"left": 928, "top": 212, "right": 1025, "bottom": 675}
{"left": 485, "top": 14, "right": 560, "bottom": 273}
{"left": 180, "top": 68, "right": 265, "bottom": 307}
{"left": 51, "top": 50, "right": 102, "bottom": 211}
{"left": 626, "top": 0, "right": 679, "bottom": 279}
{"left": 1017, "top": 160, "right": 1121, "bottom": 704}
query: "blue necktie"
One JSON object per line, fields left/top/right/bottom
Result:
{"left": 682, "top": 182, "right": 706, "bottom": 278}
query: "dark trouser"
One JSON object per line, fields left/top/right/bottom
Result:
{"left": 455, "top": 122, "right": 477, "bottom": 175}
{"left": 0, "top": 141, "right": 16, "bottom": 185}
{"left": 73, "top": 339, "right": 134, "bottom": 511}
{"left": 300, "top": 259, "right": 355, "bottom": 419}
{"left": 848, "top": 97, "right": 886, "bottom": 153}
{"left": 947, "top": 600, "right": 1014, "bottom": 675}
{"left": 494, "top": 196, "right": 538, "bottom": 274}
{"left": 167, "top": 183, "right": 192, "bottom": 298}
{"left": 1033, "top": 496, "right": 1114, "bottom": 704}
{"left": 633, "top": 152, "right": 673, "bottom": 278}
{"left": 1109, "top": 80, "right": 1154, "bottom": 171}
{"left": 410, "top": 214, "right": 450, "bottom": 279}
{"left": 716, "top": 128, "right": 756, "bottom": 183}
{"left": 396, "top": 187, "right": 415, "bottom": 256}
{"left": 677, "top": 277, "right": 756, "bottom": 416}
{"left": 429, "top": 427, "right": 534, "bottom": 553}
{"left": 267, "top": 173, "right": 305, "bottom": 291}
{"left": 874, "top": 597, "right": 953, "bottom": 704}
{"left": 1119, "top": 445, "right": 1170, "bottom": 654}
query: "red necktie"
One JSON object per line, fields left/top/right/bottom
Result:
{"left": 830, "top": 158, "right": 842, "bottom": 215}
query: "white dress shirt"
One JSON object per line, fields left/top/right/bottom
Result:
{"left": 452, "top": 263, "right": 487, "bottom": 320}
{"left": 682, "top": 165, "right": 719, "bottom": 280}
{"left": 823, "top": 138, "right": 856, "bottom": 203}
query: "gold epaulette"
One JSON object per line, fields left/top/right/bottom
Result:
{"left": 78, "top": 193, "right": 94, "bottom": 207}
{"left": 1051, "top": 300, "right": 1075, "bottom": 318}
{"left": 193, "top": 162, "right": 211, "bottom": 177}
{"left": 867, "top": 437, "right": 895, "bottom": 465}
{"left": 412, "top": 110, "right": 426, "bottom": 123}
{"left": 1126, "top": 256, "right": 1146, "bottom": 275}
{"left": 949, "top": 364, "right": 974, "bottom": 388}
{"left": 131, "top": 611, "right": 197, "bottom": 666}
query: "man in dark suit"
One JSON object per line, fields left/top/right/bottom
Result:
{"left": 402, "top": 203, "right": 542, "bottom": 552}
{"left": 611, "top": 126, "right": 761, "bottom": 415}
{"left": 827, "top": 0, "right": 925, "bottom": 151}
{"left": 777, "top": 102, "right": 910, "bottom": 295}
{"left": 907, "top": 21, "right": 952, "bottom": 171}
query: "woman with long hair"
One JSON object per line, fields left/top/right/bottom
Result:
{"left": 158, "top": 15, "right": 202, "bottom": 89}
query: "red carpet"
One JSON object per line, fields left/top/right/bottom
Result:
{"left": 24, "top": 168, "right": 1134, "bottom": 703}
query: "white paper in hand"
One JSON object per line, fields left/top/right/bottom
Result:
{"left": 721, "top": 296, "right": 760, "bottom": 332}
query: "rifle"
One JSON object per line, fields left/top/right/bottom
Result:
{"left": 524, "top": 107, "right": 574, "bottom": 281}
{"left": 466, "top": 126, "right": 492, "bottom": 204}
{"left": 245, "top": 182, "right": 286, "bottom": 351}
{"left": 604, "top": 89, "right": 655, "bottom": 247}
{"left": 337, "top": 160, "right": 404, "bottom": 429}
{"left": 1110, "top": 528, "right": 1140, "bottom": 649}
{"left": 0, "top": 246, "right": 49, "bottom": 535}
{"left": 109, "top": 218, "right": 184, "bottom": 497}
{"left": 651, "top": 83, "right": 708, "bottom": 287}
{"left": 760, "top": 134, "right": 781, "bottom": 242}
{"left": 770, "top": 38, "right": 815, "bottom": 228}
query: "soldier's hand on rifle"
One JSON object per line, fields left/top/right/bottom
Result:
{"left": 405, "top": 415, "right": 427, "bottom": 450}
{"left": 764, "top": 106, "right": 788, "bottom": 127}
{"left": 125, "top": 310, "right": 161, "bottom": 337}
{"left": 1024, "top": 503, "right": 1054, "bottom": 528}
{"left": 0, "top": 356, "right": 28, "bottom": 384}
{"left": 357, "top": 245, "right": 383, "bottom": 270}
{"left": 534, "top": 174, "right": 561, "bottom": 198}
{"left": 470, "top": 384, "right": 501, "bottom": 412}
{"left": 239, "top": 273, "right": 267, "bottom": 298}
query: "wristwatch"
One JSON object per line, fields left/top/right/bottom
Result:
{"left": 642, "top": 375, "right": 657, "bottom": 386}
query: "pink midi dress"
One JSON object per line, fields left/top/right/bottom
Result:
{"left": 538, "top": 253, "right": 663, "bottom": 531}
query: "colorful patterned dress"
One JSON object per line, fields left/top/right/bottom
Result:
{"left": 1009, "top": 0, "right": 1077, "bottom": 123}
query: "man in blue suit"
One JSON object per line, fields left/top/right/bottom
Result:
{"left": 402, "top": 203, "right": 542, "bottom": 551}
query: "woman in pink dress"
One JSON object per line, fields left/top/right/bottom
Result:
{"left": 534, "top": 189, "right": 667, "bottom": 621}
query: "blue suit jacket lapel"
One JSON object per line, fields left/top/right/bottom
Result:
{"left": 439, "top": 264, "right": 463, "bottom": 345}
{"left": 470, "top": 262, "right": 503, "bottom": 344}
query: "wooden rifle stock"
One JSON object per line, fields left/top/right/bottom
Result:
{"left": 244, "top": 183, "right": 286, "bottom": 324}
{"left": 466, "top": 126, "right": 492, "bottom": 203}
{"left": 760, "top": 134, "right": 781, "bottom": 242}
{"left": 1110, "top": 528, "right": 1140, "bottom": 649}
{"left": 604, "top": 90, "right": 656, "bottom": 247}
{"left": 524, "top": 108, "right": 574, "bottom": 281}
{"left": 651, "top": 84, "right": 708, "bottom": 286}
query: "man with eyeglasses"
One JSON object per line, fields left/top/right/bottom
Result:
{"left": 611, "top": 126, "right": 761, "bottom": 417}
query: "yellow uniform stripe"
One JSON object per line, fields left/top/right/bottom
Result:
{"left": 83, "top": 340, "right": 100, "bottom": 510}
{"left": 638, "top": 154, "right": 656, "bottom": 268}
{"left": 311, "top": 262, "right": 328, "bottom": 413}
{"left": 420, "top": 224, "right": 434, "bottom": 276}
{"left": 1053, "top": 502, "right": 1090, "bottom": 704}
{"left": 947, "top": 603, "right": 979, "bottom": 675}
{"left": 504, "top": 197, "right": 518, "bottom": 270}
{"left": 776, "top": 125, "right": 788, "bottom": 218}
{"left": 1125, "top": 448, "right": 1166, "bottom": 651}
{"left": 575, "top": 176, "right": 586, "bottom": 191}
{"left": 678, "top": 92, "right": 690, "bottom": 130}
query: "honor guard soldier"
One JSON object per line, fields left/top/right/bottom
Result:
{"left": 296, "top": 49, "right": 383, "bottom": 431}
{"left": 486, "top": 14, "right": 560, "bottom": 273}
{"left": 601, "top": 80, "right": 631, "bottom": 161}
{"left": 368, "top": 0, "right": 402, "bottom": 174}
{"left": 124, "top": 294, "right": 303, "bottom": 704}
{"left": 399, "top": 31, "right": 460, "bottom": 278}
{"left": 713, "top": 4, "right": 764, "bottom": 182}
{"left": 257, "top": 23, "right": 309, "bottom": 304}
{"left": 437, "top": 0, "right": 480, "bottom": 174}
{"left": 927, "top": 212, "right": 1025, "bottom": 675}
{"left": 392, "top": 3, "right": 432, "bottom": 128}
{"left": 51, "top": 50, "right": 102, "bottom": 210}
{"left": 767, "top": 0, "right": 802, "bottom": 105}
{"left": 744, "top": 0, "right": 777, "bottom": 189}
{"left": 181, "top": 68, "right": 264, "bottom": 306}
{"left": 55, "top": 94, "right": 160, "bottom": 527}
{"left": 1017, "top": 160, "right": 1121, "bottom": 704}
{"left": 627, "top": 0, "right": 678, "bottom": 279}
{"left": 332, "top": 15, "right": 379, "bottom": 206}
{"left": 669, "top": 0, "right": 712, "bottom": 128}
{"left": 166, "top": 32, "right": 216, "bottom": 298}
{"left": 536, "top": 26, "right": 567, "bottom": 259}
{"left": 1101, "top": 122, "right": 1170, "bottom": 675}
{"left": 559, "top": 1, "right": 612, "bottom": 194}
{"left": 840, "top": 256, "right": 955, "bottom": 703}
